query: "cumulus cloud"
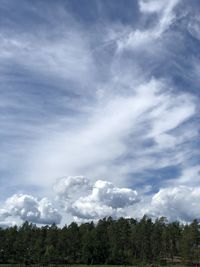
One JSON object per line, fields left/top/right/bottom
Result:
{"left": 53, "top": 176, "right": 91, "bottom": 201}
{"left": 87, "top": 180, "right": 139, "bottom": 209}
{"left": 54, "top": 177, "right": 139, "bottom": 221}
{"left": 69, "top": 202, "right": 119, "bottom": 222}
{"left": 143, "top": 186, "right": 200, "bottom": 222}
{"left": 0, "top": 194, "right": 61, "bottom": 225}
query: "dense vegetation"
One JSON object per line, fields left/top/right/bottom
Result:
{"left": 0, "top": 216, "right": 199, "bottom": 265}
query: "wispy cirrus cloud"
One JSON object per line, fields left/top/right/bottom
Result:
{"left": 25, "top": 78, "right": 198, "bottom": 190}
{"left": 117, "top": 0, "right": 180, "bottom": 51}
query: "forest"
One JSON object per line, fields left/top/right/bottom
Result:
{"left": 0, "top": 216, "right": 199, "bottom": 266}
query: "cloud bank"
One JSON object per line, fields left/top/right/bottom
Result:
{"left": 0, "top": 194, "right": 61, "bottom": 225}
{"left": 54, "top": 176, "right": 139, "bottom": 222}
{"left": 142, "top": 186, "right": 200, "bottom": 222}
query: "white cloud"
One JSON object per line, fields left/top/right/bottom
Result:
{"left": 143, "top": 186, "right": 200, "bottom": 222}
{"left": 173, "top": 166, "right": 200, "bottom": 185}
{"left": 117, "top": 0, "right": 180, "bottom": 51}
{"left": 139, "top": 0, "right": 179, "bottom": 14}
{"left": 0, "top": 33, "right": 94, "bottom": 86}
{"left": 0, "top": 6, "right": 95, "bottom": 86}
{"left": 149, "top": 94, "right": 196, "bottom": 137}
{"left": 188, "top": 15, "right": 200, "bottom": 41}
{"left": 69, "top": 202, "right": 120, "bottom": 222}
{"left": 27, "top": 78, "right": 197, "bottom": 188}
{"left": 53, "top": 176, "right": 91, "bottom": 200}
{"left": 0, "top": 194, "right": 61, "bottom": 225}
{"left": 56, "top": 178, "right": 139, "bottom": 221}
{"left": 87, "top": 180, "right": 139, "bottom": 208}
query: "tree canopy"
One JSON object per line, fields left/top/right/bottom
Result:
{"left": 0, "top": 216, "right": 199, "bottom": 265}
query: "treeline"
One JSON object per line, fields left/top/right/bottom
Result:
{"left": 0, "top": 216, "right": 200, "bottom": 265}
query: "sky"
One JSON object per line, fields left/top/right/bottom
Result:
{"left": 0, "top": 0, "right": 200, "bottom": 226}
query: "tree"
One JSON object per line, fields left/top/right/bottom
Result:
{"left": 181, "top": 220, "right": 200, "bottom": 265}
{"left": 151, "top": 217, "right": 167, "bottom": 263}
{"left": 80, "top": 222, "right": 95, "bottom": 264}
{"left": 0, "top": 216, "right": 199, "bottom": 265}
{"left": 66, "top": 222, "right": 81, "bottom": 263}
{"left": 135, "top": 215, "right": 153, "bottom": 263}
{"left": 92, "top": 218, "right": 110, "bottom": 264}
{"left": 167, "top": 221, "right": 182, "bottom": 263}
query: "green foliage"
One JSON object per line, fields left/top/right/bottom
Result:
{"left": 0, "top": 217, "right": 199, "bottom": 265}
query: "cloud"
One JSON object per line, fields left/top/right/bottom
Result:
{"left": 143, "top": 186, "right": 200, "bottom": 222}
{"left": 0, "top": 1, "right": 97, "bottom": 197}
{"left": 0, "top": 4, "right": 95, "bottom": 86}
{"left": 88, "top": 180, "right": 139, "bottom": 208}
{"left": 117, "top": 0, "right": 180, "bottom": 51}
{"left": 0, "top": 194, "right": 61, "bottom": 225}
{"left": 188, "top": 14, "right": 200, "bottom": 41}
{"left": 0, "top": 32, "right": 94, "bottom": 85}
{"left": 53, "top": 176, "right": 91, "bottom": 200}
{"left": 69, "top": 202, "right": 119, "bottom": 222}
{"left": 171, "top": 166, "right": 200, "bottom": 185}
{"left": 27, "top": 78, "right": 197, "bottom": 189}
{"left": 139, "top": 0, "right": 179, "bottom": 14}
{"left": 0, "top": 221, "right": 16, "bottom": 229}
{"left": 54, "top": 177, "right": 139, "bottom": 221}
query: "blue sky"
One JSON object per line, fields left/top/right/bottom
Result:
{"left": 0, "top": 0, "right": 200, "bottom": 226}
